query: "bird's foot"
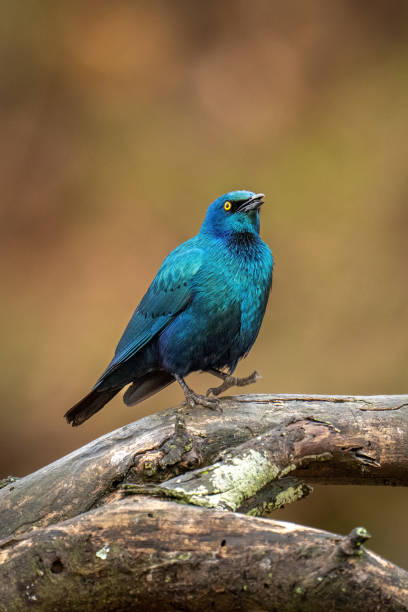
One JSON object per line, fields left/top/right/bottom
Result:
{"left": 174, "top": 373, "right": 221, "bottom": 411}
{"left": 185, "top": 390, "right": 221, "bottom": 411}
{"left": 206, "top": 370, "right": 261, "bottom": 397}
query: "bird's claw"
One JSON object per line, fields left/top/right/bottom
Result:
{"left": 206, "top": 370, "right": 261, "bottom": 397}
{"left": 185, "top": 391, "right": 221, "bottom": 411}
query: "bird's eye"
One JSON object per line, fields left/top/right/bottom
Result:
{"left": 224, "top": 201, "right": 232, "bottom": 211}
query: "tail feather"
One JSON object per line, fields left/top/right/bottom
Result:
{"left": 64, "top": 387, "right": 120, "bottom": 427}
{"left": 123, "top": 371, "right": 175, "bottom": 406}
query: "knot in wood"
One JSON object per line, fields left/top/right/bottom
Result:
{"left": 340, "top": 526, "right": 372, "bottom": 556}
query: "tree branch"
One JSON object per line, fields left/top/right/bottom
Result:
{"left": 1, "top": 394, "right": 407, "bottom": 538}
{"left": 122, "top": 415, "right": 387, "bottom": 512}
{"left": 1, "top": 498, "right": 408, "bottom": 611}
{"left": 1, "top": 394, "right": 408, "bottom": 609}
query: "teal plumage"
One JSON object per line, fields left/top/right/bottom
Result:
{"left": 65, "top": 190, "right": 273, "bottom": 426}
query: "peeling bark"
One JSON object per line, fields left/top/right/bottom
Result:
{"left": 121, "top": 417, "right": 383, "bottom": 512}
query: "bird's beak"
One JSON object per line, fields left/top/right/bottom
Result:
{"left": 238, "top": 193, "right": 265, "bottom": 212}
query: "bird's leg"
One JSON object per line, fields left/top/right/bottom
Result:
{"left": 174, "top": 374, "right": 220, "bottom": 410}
{"left": 206, "top": 369, "right": 261, "bottom": 397}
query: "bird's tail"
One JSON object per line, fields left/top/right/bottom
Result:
{"left": 64, "top": 387, "right": 120, "bottom": 427}
{"left": 123, "top": 370, "right": 175, "bottom": 406}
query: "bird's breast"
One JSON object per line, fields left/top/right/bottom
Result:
{"left": 158, "top": 235, "right": 273, "bottom": 376}
{"left": 222, "top": 235, "right": 273, "bottom": 355}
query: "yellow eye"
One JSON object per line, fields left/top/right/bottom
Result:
{"left": 224, "top": 201, "right": 232, "bottom": 211}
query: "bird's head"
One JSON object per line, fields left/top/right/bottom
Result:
{"left": 200, "top": 190, "right": 265, "bottom": 238}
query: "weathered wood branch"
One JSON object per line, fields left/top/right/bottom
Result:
{"left": 1, "top": 498, "right": 408, "bottom": 611}
{"left": 121, "top": 415, "right": 386, "bottom": 512}
{"left": 1, "top": 394, "right": 407, "bottom": 538}
{"left": 1, "top": 394, "right": 408, "bottom": 610}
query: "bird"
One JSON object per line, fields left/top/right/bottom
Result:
{"left": 65, "top": 190, "right": 274, "bottom": 426}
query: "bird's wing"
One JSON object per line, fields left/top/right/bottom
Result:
{"left": 97, "top": 244, "right": 203, "bottom": 382}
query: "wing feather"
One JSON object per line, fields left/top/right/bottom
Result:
{"left": 96, "top": 244, "right": 203, "bottom": 383}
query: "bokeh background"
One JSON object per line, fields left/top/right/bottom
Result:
{"left": 1, "top": 0, "right": 407, "bottom": 567}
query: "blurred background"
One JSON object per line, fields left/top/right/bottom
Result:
{"left": 1, "top": 0, "right": 407, "bottom": 566}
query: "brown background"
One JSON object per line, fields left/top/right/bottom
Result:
{"left": 1, "top": 1, "right": 407, "bottom": 567}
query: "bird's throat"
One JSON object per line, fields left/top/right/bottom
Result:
{"left": 227, "top": 230, "right": 258, "bottom": 253}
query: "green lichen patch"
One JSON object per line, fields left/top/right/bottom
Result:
{"left": 246, "top": 483, "right": 308, "bottom": 516}
{"left": 0, "top": 476, "right": 18, "bottom": 490}
{"left": 95, "top": 545, "right": 110, "bottom": 560}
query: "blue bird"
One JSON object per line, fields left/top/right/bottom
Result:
{"left": 65, "top": 190, "right": 273, "bottom": 426}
